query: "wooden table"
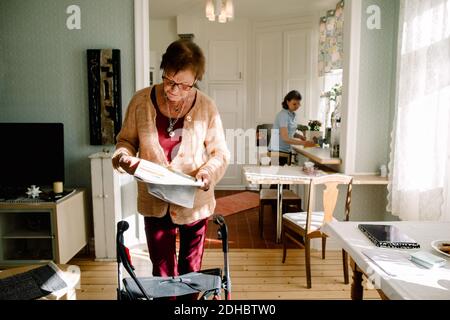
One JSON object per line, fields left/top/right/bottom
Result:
{"left": 322, "top": 221, "right": 450, "bottom": 300}
{"left": 243, "top": 166, "right": 322, "bottom": 243}
{"left": 0, "top": 262, "right": 80, "bottom": 300}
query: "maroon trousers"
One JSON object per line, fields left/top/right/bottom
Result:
{"left": 144, "top": 213, "right": 208, "bottom": 277}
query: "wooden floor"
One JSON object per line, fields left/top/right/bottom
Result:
{"left": 72, "top": 248, "right": 380, "bottom": 300}
{"left": 206, "top": 190, "right": 299, "bottom": 249}
{"left": 70, "top": 191, "right": 380, "bottom": 300}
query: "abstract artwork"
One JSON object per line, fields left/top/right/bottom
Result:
{"left": 87, "top": 49, "right": 122, "bottom": 145}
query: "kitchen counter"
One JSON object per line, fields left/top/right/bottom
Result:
{"left": 292, "top": 146, "right": 388, "bottom": 185}
{"left": 292, "top": 146, "right": 342, "bottom": 165}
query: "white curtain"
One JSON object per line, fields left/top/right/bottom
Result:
{"left": 388, "top": 0, "right": 450, "bottom": 221}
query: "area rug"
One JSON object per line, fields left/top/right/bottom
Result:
{"left": 214, "top": 191, "right": 260, "bottom": 217}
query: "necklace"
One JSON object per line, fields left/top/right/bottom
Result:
{"left": 165, "top": 95, "right": 186, "bottom": 138}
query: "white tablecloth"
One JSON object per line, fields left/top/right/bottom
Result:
{"left": 322, "top": 221, "right": 450, "bottom": 300}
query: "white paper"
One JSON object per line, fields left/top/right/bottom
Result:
{"left": 134, "top": 159, "right": 203, "bottom": 186}
{"left": 134, "top": 159, "right": 203, "bottom": 208}
{"left": 147, "top": 183, "right": 197, "bottom": 209}
{"left": 362, "top": 249, "right": 427, "bottom": 277}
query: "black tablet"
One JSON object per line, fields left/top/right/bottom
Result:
{"left": 358, "top": 224, "right": 420, "bottom": 249}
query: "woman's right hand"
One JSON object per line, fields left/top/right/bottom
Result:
{"left": 117, "top": 154, "right": 141, "bottom": 175}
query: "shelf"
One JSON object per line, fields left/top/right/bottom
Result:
{"left": 0, "top": 189, "right": 87, "bottom": 266}
{"left": 2, "top": 230, "right": 53, "bottom": 239}
{"left": 2, "top": 238, "right": 54, "bottom": 261}
{"left": 293, "top": 146, "right": 341, "bottom": 165}
{"left": 351, "top": 175, "right": 388, "bottom": 185}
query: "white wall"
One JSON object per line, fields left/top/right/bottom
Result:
{"left": 149, "top": 18, "right": 178, "bottom": 71}
{"left": 355, "top": 0, "right": 399, "bottom": 174}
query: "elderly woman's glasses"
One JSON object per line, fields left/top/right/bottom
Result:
{"left": 162, "top": 75, "right": 196, "bottom": 91}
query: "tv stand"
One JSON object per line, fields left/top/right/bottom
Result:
{"left": 0, "top": 189, "right": 87, "bottom": 267}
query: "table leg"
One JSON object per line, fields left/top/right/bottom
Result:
{"left": 276, "top": 183, "right": 283, "bottom": 243}
{"left": 350, "top": 258, "right": 364, "bottom": 300}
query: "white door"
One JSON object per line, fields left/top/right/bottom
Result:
{"left": 209, "top": 84, "right": 245, "bottom": 187}
{"left": 255, "top": 29, "right": 312, "bottom": 126}
{"left": 208, "top": 40, "right": 244, "bottom": 81}
{"left": 283, "top": 29, "right": 311, "bottom": 124}
{"left": 207, "top": 40, "right": 246, "bottom": 188}
{"left": 255, "top": 31, "right": 283, "bottom": 124}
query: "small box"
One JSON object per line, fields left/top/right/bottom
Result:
{"left": 409, "top": 251, "right": 447, "bottom": 269}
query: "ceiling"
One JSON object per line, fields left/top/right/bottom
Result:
{"left": 149, "top": 0, "right": 339, "bottom": 20}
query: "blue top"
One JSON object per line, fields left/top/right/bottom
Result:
{"left": 268, "top": 109, "right": 297, "bottom": 153}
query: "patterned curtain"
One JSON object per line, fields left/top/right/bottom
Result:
{"left": 318, "top": 0, "right": 345, "bottom": 77}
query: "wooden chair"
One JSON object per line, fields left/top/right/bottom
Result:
{"left": 281, "top": 174, "right": 353, "bottom": 288}
{"left": 256, "top": 124, "right": 302, "bottom": 239}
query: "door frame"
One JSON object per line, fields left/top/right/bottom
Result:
{"left": 134, "top": 0, "right": 150, "bottom": 91}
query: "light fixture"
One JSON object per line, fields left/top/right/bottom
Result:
{"left": 205, "top": 0, "right": 234, "bottom": 23}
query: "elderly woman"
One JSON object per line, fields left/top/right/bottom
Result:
{"left": 112, "top": 40, "right": 230, "bottom": 283}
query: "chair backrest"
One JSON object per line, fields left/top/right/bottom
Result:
{"left": 305, "top": 174, "right": 353, "bottom": 233}
{"left": 256, "top": 124, "right": 293, "bottom": 166}
{"left": 256, "top": 124, "right": 273, "bottom": 171}
{"left": 256, "top": 124, "right": 273, "bottom": 148}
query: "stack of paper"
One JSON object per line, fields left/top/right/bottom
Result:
{"left": 362, "top": 249, "right": 427, "bottom": 277}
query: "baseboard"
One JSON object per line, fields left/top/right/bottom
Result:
{"left": 214, "top": 185, "right": 247, "bottom": 191}
{"left": 95, "top": 258, "right": 117, "bottom": 262}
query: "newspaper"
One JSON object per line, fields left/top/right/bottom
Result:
{"left": 134, "top": 159, "right": 204, "bottom": 208}
{"left": 134, "top": 159, "right": 203, "bottom": 186}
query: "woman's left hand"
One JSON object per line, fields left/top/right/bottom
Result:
{"left": 196, "top": 171, "right": 211, "bottom": 191}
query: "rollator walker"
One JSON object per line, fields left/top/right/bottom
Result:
{"left": 116, "top": 214, "right": 231, "bottom": 300}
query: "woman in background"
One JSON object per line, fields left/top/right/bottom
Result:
{"left": 268, "top": 90, "right": 315, "bottom": 165}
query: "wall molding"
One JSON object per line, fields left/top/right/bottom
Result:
{"left": 134, "top": 0, "right": 150, "bottom": 91}
{"left": 340, "top": 0, "right": 361, "bottom": 175}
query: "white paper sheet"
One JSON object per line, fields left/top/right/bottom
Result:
{"left": 362, "top": 249, "right": 427, "bottom": 277}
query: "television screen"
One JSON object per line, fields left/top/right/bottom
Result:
{"left": 0, "top": 123, "right": 65, "bottom": 190}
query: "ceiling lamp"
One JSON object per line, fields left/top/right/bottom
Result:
{"left": 206, "top": 0, "right": 234, "bottom": 23}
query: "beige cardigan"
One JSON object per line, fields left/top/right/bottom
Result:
{"left": 112, "top": 86, "right": 230, "bottom": 225}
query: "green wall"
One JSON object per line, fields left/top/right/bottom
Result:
{"left": 355, "top": 0, "right": 399, "bottom": 173}
{"left": 0, "top": 0, "right": 135, "bottom": 189}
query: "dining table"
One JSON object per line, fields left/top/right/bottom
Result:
{"left": 243, "top": 165, "right": 325, "bottom": 243}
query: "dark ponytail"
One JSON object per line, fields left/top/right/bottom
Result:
{"left": 282, "top": 90, "right": 302, "bottom": 109}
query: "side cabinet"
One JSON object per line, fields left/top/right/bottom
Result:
{"left": 0, "top": 190, "right": 87, "bottom": 266}
{"left": 89, "top": 152, "right": 143, "bottom": 261}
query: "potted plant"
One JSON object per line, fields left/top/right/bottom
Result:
{"left": 297, "top": 124, "right": 309, "bottom": 137}
{"left": 321, "top": 83, "right": 342, "bottom": 128}
{"left": 306, "top": 120, "right": 323, "bottom": 142}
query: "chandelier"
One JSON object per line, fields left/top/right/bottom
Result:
{"left": 205, "top": 0, "right": 234, "bottom": 23}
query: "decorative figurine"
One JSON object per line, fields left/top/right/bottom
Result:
{"left": 26, "top": 185, "right": 42, "bottom": 199}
